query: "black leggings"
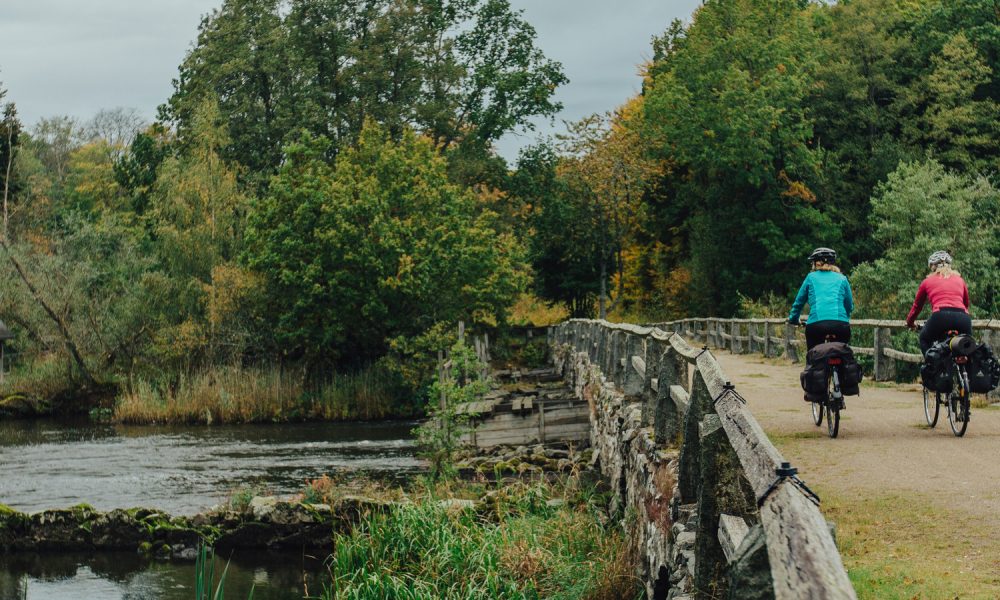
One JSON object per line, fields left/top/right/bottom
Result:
{"left": 919, "top": 308, "right": 972, "bottom": 354}
{"left": 805, "top": 320, "right": 852, "bottom": 350}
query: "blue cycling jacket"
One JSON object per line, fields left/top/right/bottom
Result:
{"left": 788, "top": 270, "right": 854, "bottom": 324}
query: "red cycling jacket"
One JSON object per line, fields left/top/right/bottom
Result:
{"left": 905, "top": 274, "right": 970, "bottom": 326}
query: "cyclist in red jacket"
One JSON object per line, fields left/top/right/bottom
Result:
{"left": 906, "top": 251, "right": 972, "bottom": 354}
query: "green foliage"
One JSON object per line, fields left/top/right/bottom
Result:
{"left": 245, "top": 122, "right": 528, "bottom": 369}
{"left": 414, "top": 339, "right": 490, "bottom": 479}
{"left": 161, "top": 0, "right": 566, "bottom": 179}
{"left": 324, "top": 478, "right": 639, "bottom": 600}
{"left": 851, "top": 160, "right": 1000, "bottom": 317}
{"left": 642, "top": 0, "right": 837, "bottom": 315}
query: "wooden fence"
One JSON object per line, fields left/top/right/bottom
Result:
{"left": 649, "top": 317, "right": 1000, "bottom": 385}
{"left": 550, "top": 319, "right": 856, "bottom": 599}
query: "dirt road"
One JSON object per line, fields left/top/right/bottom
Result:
{"left": 714, "top": 352, "right": 1000, "bottom": 597}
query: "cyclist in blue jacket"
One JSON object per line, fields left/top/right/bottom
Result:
{"left": 788, "top": 247, "right": 855, "bottom": 350}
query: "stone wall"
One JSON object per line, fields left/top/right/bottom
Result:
{"left": 553, "top": 343, "right": 693, "bottom": 600}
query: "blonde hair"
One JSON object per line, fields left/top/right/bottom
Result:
{"left": 932, "top": 264, "right": 960, "bottom": 279}
{"left": 812, "top": 261, "right": 841, "bottom": 273}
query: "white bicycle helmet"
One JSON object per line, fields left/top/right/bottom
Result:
{"left": 928, "top": 250, "right": 953, "bottom": 268}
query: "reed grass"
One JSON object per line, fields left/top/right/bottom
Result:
{"left": 0, "top": 354, "right": 79, "bottom": 401}
{"left": 113, "top": 363, "right": 411, "bottom": 425}
{"left": 323, "top": 477, "right": 641, "bottom": 600}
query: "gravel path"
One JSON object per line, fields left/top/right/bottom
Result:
{"left": 714, "top": 351, "right": 1000, "bottom": 529}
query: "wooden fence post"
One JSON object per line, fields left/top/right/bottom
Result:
{"left": 694, "top": 414, "right": 754, "bottom": 598}
{"left": 731, "top": 321, "right": 741, "bottom": 354}
{"left": 725, "top": 524, "right": 773, "bottom": 599}
{"left": 763, "top": 322, "right": 772, "bottom": 358}
{"left": 622, "top": 333, "right": 645, "bottom": 397}
{"left": 654, "top": 345, "right": 686, "bottom": 444}
{"left": 783, "top": 323, "right": 799, "bottom": 363}
{"left": 642, "top": 339, "right": 663, "bottom": 427}
{"left": 678, "top": 372, "right": 713, "bottom": 503}
{"left": 873, "top": 326, "right": 896, "bottom": 382}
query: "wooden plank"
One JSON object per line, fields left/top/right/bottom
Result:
{"left": 632, "top": 355, "right": 646, "bottom": 379}
{"left": 852, "top": 346, "right": 875, "bottom": 356}
{"left": 761, "top": 483, "right": 856, "bottom": 599}
{"left": 719, "top": 514, "right": 751, "bottom": 563}
{"left": 714, "top": 393, "right": 784, "bottom": 499}
{"left": 670, "top": 385, "right": 689, "bottom": 415}
{"left": 883, "top": 347, "right": 922, "bottom": 364}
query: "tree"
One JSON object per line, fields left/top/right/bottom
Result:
{"left": 161, "top": 0, "right": 566, "bottom": 180}
{"left": 1, "top": 85, "right": 21, "bottom": 240}
{"left": 643, "top": 0, "right": 837, "bottom": 315}
{"left": 512, "top": 143, "right": 601, "bottom": 317}
{"left": 557, "top": 98, "right": 662, "bottom": 318}
{"left": 911, "top": 32, "right": 1000, "bottom": 173}
{"left": 851, "top": 160, "right": 1000, "bottom": 318}
{"left": 245, "top": 121, "right": 528, "bottom": 370}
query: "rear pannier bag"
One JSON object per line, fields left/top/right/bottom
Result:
{"left": 800, "top": 367, "right": 827, "bottom": 402}
{"left": 921, "top": 340, "right": 952, "bottom": 394}
{"left": 967, "top": 343, "right": 1000, "bottom": 394}
{"left": 800, "top": 341, "right": 863, "bottom": 398}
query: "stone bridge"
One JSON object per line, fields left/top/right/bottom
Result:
{"left": 550, "top": 317, "right": 1000, "bottom": 599}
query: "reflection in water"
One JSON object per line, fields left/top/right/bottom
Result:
{"left": 0, "top": 418, "right": 422, "bottom": 599}
{"left": 0, "top": 550, "right": 329, "bottom": 600}
{"left": 0, "top": 419, "right": 422, "bottom": 515}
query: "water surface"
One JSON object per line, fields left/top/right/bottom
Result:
{"left": 0, "top": 418, "right": 422, "bottom": 599}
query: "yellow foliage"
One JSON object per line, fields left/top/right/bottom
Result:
{"left": 507, "top": 293, "right": 570, "bottom": 326}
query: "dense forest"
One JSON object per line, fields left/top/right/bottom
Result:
{"left": 1, "top": 0, "right": 999, "bottom": 413}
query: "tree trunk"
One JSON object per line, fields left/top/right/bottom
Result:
{"left": 0, "top": 239, "right": 95, "bottom": 386}
{"left": 598, "top": 258, "right": 607, "bottom": 319}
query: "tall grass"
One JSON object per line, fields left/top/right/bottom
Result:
{"left": 0, "top": 354, "right": 79, "bottom": 401}
{"left": 114, "top": 363, "right": 411, "bottom": 425}
{"left": 323, "top": 478, "right": 641, "bottom": 600}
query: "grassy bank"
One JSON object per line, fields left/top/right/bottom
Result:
{"left": 114, "top": 363, "right": 415, "bottom": 425}
{"left": 818, "top": 486, "right": 1000, "bottom": 599}
{"left": 315, "top": 476, "right": 639, "bottom": 600}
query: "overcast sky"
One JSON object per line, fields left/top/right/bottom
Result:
{"left": 0, "top": 0, "right": 701, "bottom": 161}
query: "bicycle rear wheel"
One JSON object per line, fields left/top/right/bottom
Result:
{"left": 812, "top": 399, "right": 823, "bottom": 426}
{"left": 948, "top": 367, "right": 970, "bottom": 437}
{"left": 826, "top": 372, "right": 840, "bottom": 438}
{"left": 923, "top": 386, "right": 940, "bottom": 428}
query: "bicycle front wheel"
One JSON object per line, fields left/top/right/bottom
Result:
{"left": 923, "top": 386, "right": 940, "bottom": 428}
{"left": 948, "top": 367, "right": 970, "bottom": 437}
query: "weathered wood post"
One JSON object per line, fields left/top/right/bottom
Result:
{"left": 642, "top": 338, "right": 663, "bottom": 427}
{"left": 678, "top": 371, "right": 713, "bottom": 503}
{"left": 762, "top": 321, "right": 773, "bottom": 358}
{"left": 783, "top": 323, "right": 799, "bottom": 363}
{"left": 725, "top": 524, "right": 773, "bottom": 599}
{"left": 622, "top": 333, "right": 645, "bottom": 398}
{"left": 694, "top": 413, "right": 753, "bottom": 598}
{"left": 873, "top": 326, "right": 896, "bottom": 382}
{"left": 654, "top": 343, "right": 687, "bottom": 444}
{"left": 730, "top": 321, "right": 742, "bottom": 354}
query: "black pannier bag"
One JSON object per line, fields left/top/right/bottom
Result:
{"left": 921, "top": 340, "right": 952, "bottom": 394}
{"left": 800, "top": 341, "right": 863, "bottom": 399}
{"left": 966, "top": 342, "right": 1000, "bottom": 394}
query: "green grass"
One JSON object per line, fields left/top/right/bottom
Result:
{"left": 321, "top": 477, "right": 641, "bottom": 600}
{"left": 820, "top": 487, "right": 1000, "bottom": 599}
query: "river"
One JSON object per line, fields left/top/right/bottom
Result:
{"left": 0, "top": 418, "right": 423, "bottom": 599}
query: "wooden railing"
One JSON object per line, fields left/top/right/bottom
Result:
{"left": 550, "top": 319, "right": 856, "bottom": 599}
{"left": 648, "top": 317, "right": 1000, "bottom": 384}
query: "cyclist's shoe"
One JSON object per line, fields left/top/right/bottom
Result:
{"left": 838, "top": 398, "right": 846, "bottom": 411}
